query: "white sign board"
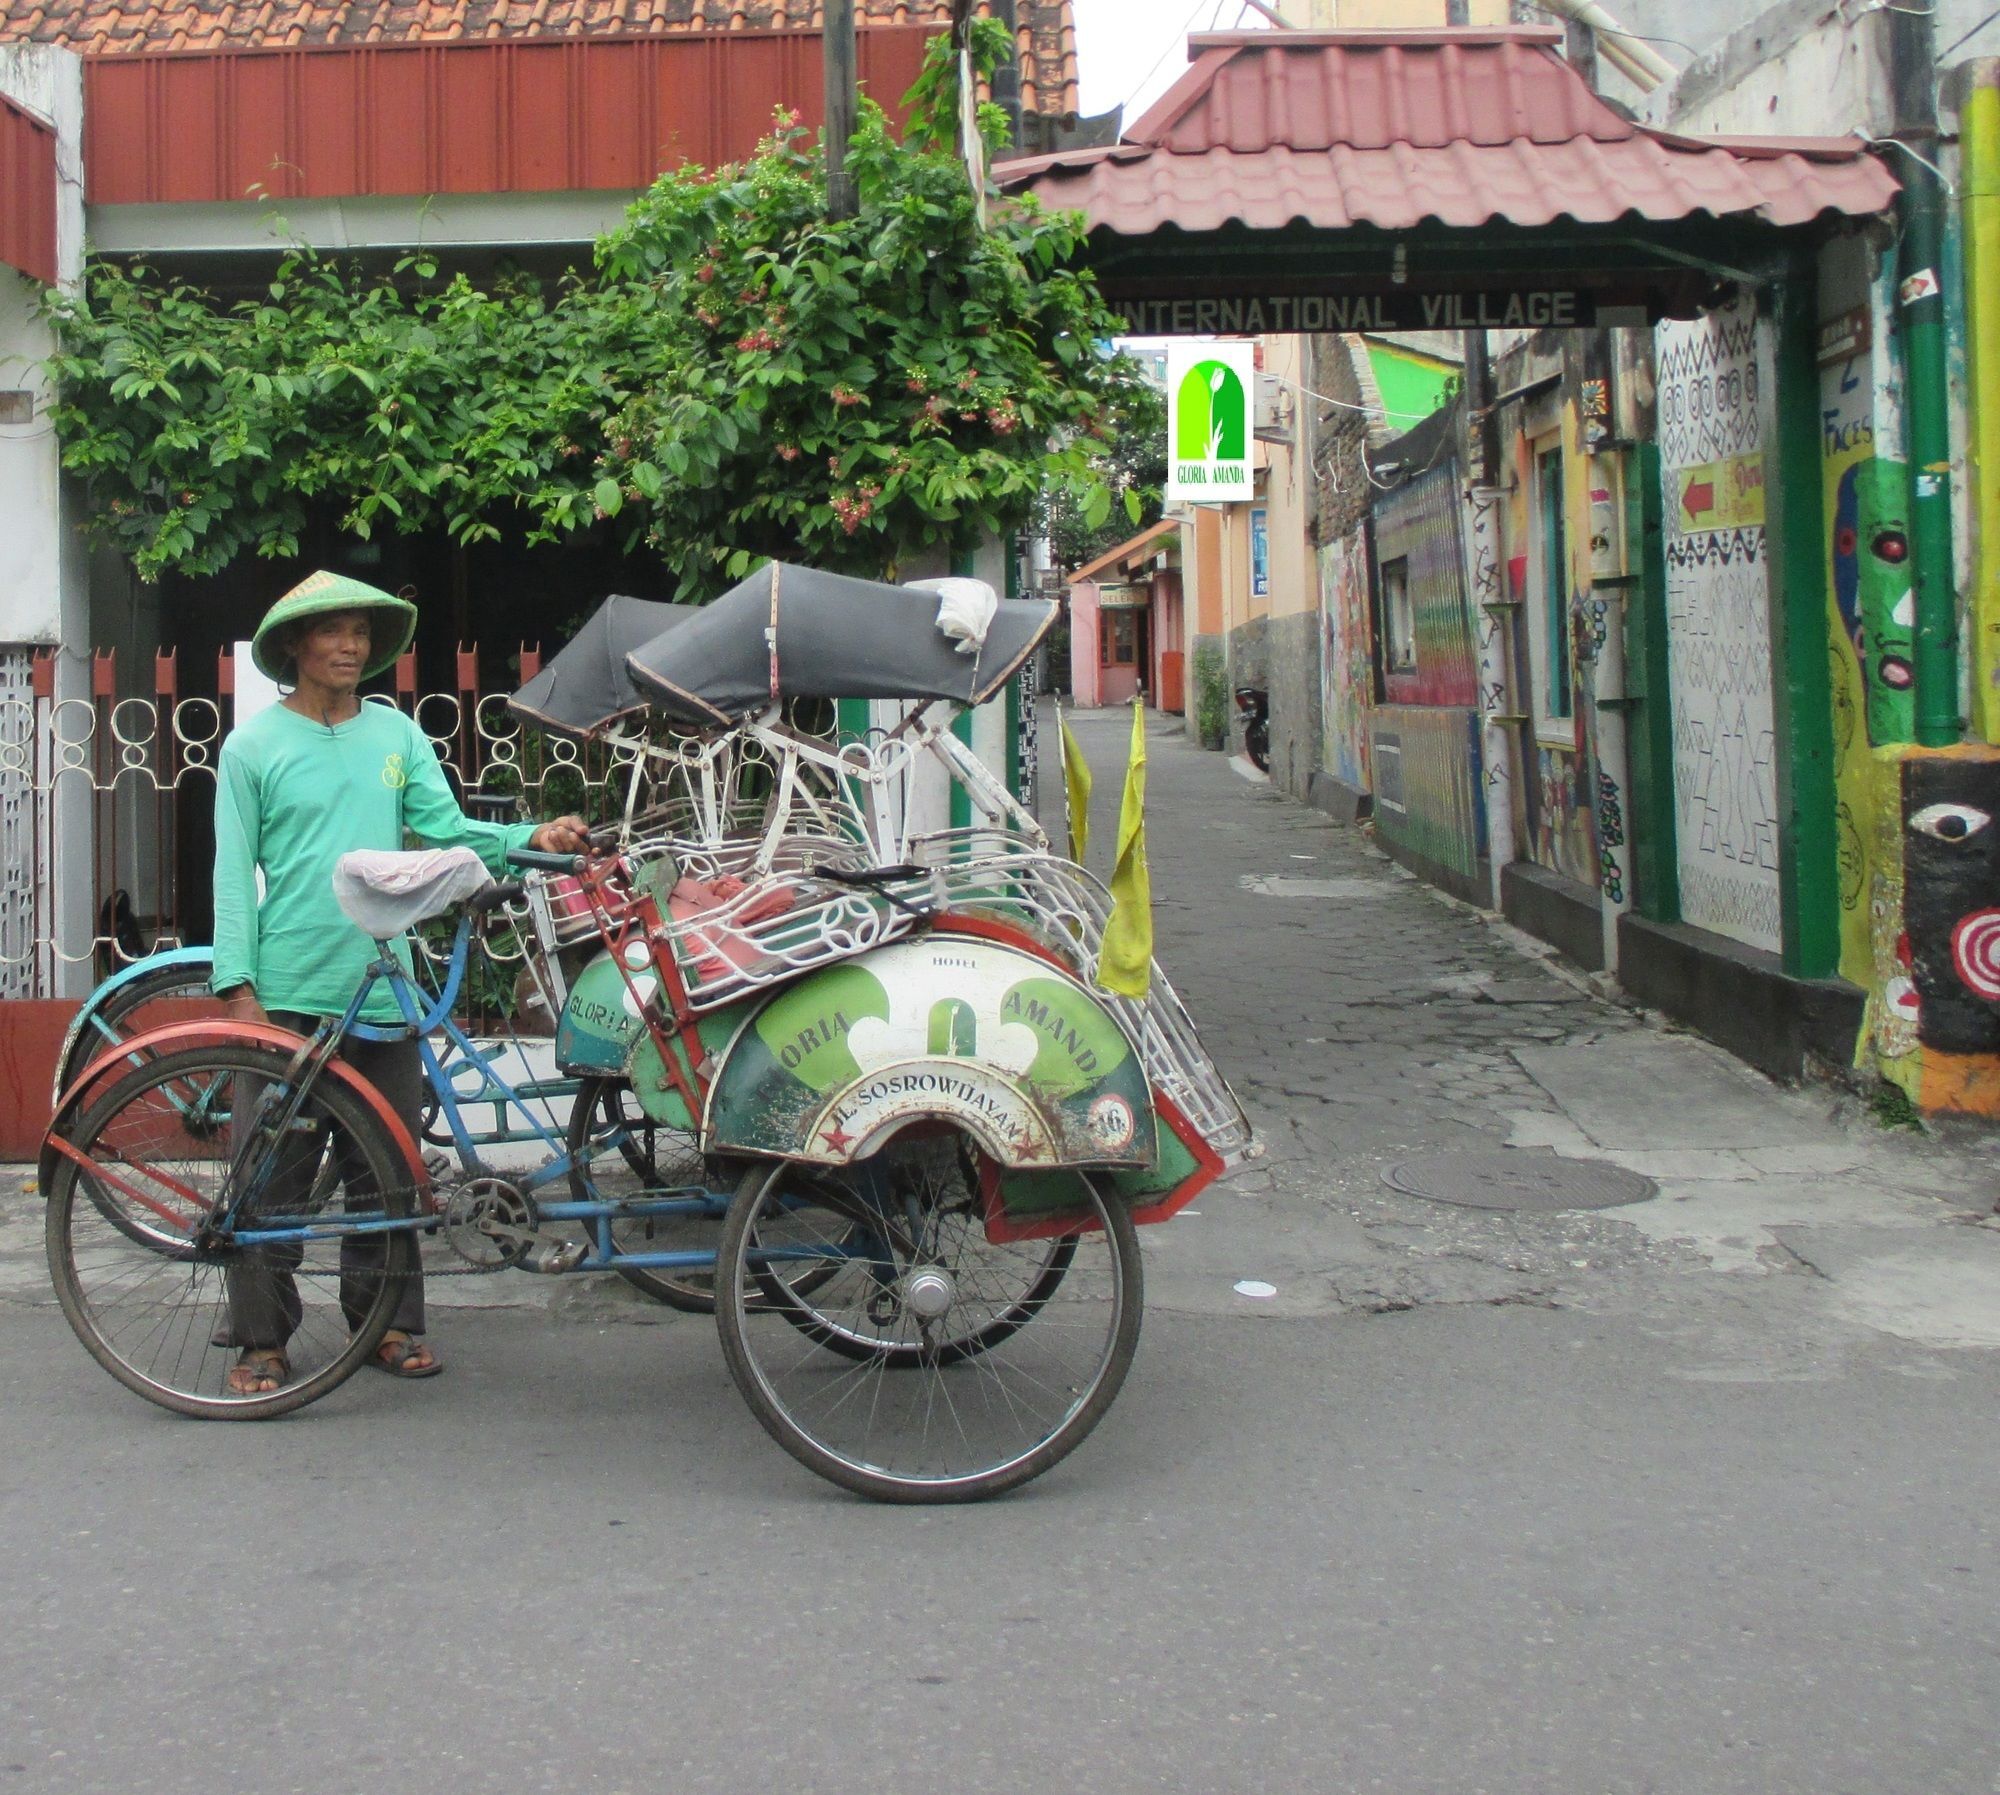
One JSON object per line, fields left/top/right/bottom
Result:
{"left": 1165, "top": 340, "right": 1255, "bottom": 503}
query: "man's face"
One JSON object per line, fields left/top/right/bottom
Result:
{"left": 293, "top": 610, "right": 372, "bottom": 694}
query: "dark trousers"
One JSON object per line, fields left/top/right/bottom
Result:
{"left": 224, "top": 1015, "right": 426, "bottom": 1350}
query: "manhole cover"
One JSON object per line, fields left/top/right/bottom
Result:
{"left": 1381, "top": 1152, "right": 1656, "bottom": 1212}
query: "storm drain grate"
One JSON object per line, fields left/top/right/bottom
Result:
{"left": 1382, "top": 1152, "right": 1657, "bottom": 1213}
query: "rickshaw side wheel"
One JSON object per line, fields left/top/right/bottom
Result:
{"left": 564, "top": 1075, "right": 718, "bottom": 1312}
{"left": 714, "top": 1125, "right": 1144, "bottom": 1504}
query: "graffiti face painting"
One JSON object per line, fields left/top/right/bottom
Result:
{"left": 1832, "top": 458, "right": 1915, "bottom": 743}
{"left": 1900, "top": 757, "right": 2000, "bottom": 1053}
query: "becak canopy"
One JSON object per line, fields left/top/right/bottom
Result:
{"left": 508, "top": 595, "right": 699, "bottom": 739}
{"left": 624, "top": 561, "right": 1057, "bottom": 726}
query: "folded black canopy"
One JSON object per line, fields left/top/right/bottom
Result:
{"left": 623, "top": 561, "right": 1057, "bottom": 726}
{"left": 508, "top": 595, "right": 698, "bottom": 739}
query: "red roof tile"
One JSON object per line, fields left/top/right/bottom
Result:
{"left": 2, "top": 0, "right": 1077, "bottom": 113}
{"left": 1000, "top": 29, "right": 1895, "bottom": 233}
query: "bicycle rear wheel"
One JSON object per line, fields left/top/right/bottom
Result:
{"left": 45, "top": 1040, "right": 417, "bottom": 1420}
{"left": 715, "top": 1124, "right": 1142, "bottom": 1503}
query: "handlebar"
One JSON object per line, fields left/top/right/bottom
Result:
{"left": 505, "top": 847, "right": 587, "bottom": 875}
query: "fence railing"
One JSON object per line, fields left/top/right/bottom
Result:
{"left": 0, "top": 640, "right": 637, "bottom": 1001}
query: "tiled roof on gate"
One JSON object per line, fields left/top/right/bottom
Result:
{"left": 0, "top": 0, "right": 1078, "bottom": 114}
{"left": 998, "top": 29, "right": 1896, "bottom": 232}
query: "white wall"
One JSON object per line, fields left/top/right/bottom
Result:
{"left": 0, "top": 45, "right": 90, "bottom": 993}
{"left": 0, "top": 44, "right": 83, "bottom": 650}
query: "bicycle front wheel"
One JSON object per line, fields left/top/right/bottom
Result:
{"left": 715, "top": 1125, "right": 1142, "bottom": 1503}
{"left": 45, "top": 1041, "right": 418, "bottom": 1420}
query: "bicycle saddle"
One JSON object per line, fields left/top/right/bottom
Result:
{"left": 333, "top": 846, "right": 496, "bottom": 938}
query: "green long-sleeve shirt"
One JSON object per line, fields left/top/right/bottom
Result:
{"left": 211, "top": 699, "right": 535, "bottom": 1022}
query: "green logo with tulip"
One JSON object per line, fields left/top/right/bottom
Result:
{"left": 1170, "top": 351, "right": 1252, "bottom": 498}
{"left": 1175, "top": 360, "right": 1247, "bottom": 463}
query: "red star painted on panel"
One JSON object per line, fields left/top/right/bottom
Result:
{"left": 819, "top": 1121, "right": 855, "bottom": 1154}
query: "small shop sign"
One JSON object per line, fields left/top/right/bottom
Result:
{"left": 1166, "top": 340, "right": 1256, "bottom": 503}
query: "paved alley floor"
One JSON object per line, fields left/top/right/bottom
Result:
{"left": 1050, "top": 706, "right": 2000, "bottom": 1357}
{"left": 0, "top": 708, "right": 1997, "bottom": 1794}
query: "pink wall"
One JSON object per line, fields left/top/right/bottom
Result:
{"left": 1068, "top": 580, "right": 1103, "bottom": 707}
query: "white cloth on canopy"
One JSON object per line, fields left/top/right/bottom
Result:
{"left": 907, "top": 576, "right": 999, "bottom": 656}
{"left": 333, "top": 846, "right": 493, "bottom": 938}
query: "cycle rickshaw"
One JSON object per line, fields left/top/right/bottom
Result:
{"left": 40, "top": 563, "right": 1252, "bottom": 1502}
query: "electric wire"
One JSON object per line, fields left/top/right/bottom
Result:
{"left": 1941, "top": 2, "right": 2000, "bottom": 57}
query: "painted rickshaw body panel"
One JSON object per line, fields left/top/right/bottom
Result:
{"left": 699, "top": 934, "right": 1157, "bottom": 1169}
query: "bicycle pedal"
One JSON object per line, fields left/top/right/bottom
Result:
{"left": 519, "top": 1238, "right": 589, "bottom": 1275}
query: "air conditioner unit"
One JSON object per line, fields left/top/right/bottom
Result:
{"left": 1254, "top": 371, "right": 1292, "bottom": 444}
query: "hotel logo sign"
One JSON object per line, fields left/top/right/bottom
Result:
{"left": 1166, "top": 340, "right": 1255, "bottom": 504}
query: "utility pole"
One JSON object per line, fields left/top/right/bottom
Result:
{"left": 824, "top": 0, "right": 857, "bottom": 221}
{"left": 1564, "top": 19, "right": 1599, "bottom": 91}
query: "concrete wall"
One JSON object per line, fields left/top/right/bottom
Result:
{"left": 1258, "top": 335, "right": 1320, "bottom": 799}
{"left": 1068, "top": 578, "right": 1104, "bottom": 708}
{"left": 1638, "top": 0, "right": 1895, "bottom": 136}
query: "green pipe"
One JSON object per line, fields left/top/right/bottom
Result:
{"left": 1965, "top": 62, "right": 2000, "bottom": 744}
{"left": 1889, "top": 0, "right": 1961, "bottom": 747}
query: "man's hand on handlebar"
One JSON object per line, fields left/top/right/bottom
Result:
{"left": 528, "top": 814, "right": 591, "bottom": 855}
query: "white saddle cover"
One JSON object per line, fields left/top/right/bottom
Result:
{"left": 333, "top": 846, "right": 493, "bottom": 938}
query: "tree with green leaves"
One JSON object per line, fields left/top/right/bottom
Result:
{"left": 43, "top": 26, "right": 1150, "bottom": 595}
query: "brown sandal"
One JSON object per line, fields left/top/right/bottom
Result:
{"left": 370, "top": 1331, "right": 443, "bottom": 1379}
{"left": 225, "top": 1349, "right": 288, "bottom": 1396}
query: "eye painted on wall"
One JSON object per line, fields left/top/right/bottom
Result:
{"left": 1835, "top": 524, "right": 1857, "bottom": 557}
{"left": 1909, "top": 802, "right": 1993, "bottom": 842}
{"left": 1871, "top": 528, "right": 1909, "bottom": 565}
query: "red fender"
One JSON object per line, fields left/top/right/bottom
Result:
{"left": 38, "top": 1019, "right": 430, "bottom": 1203}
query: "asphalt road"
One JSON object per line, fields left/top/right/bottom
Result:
{"left": 3, "top": 709, "right": 1997, "bottom": 1794}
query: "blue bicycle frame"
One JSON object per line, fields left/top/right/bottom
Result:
{"left": 220, "top": 912, "right": 736, "bottom": 1273}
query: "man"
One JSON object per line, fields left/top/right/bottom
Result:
{"left": 213, "top": 570, "right": 587, "bottom": 1396}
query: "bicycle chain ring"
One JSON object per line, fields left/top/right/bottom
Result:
{"left": 442, "top": 1177, "right": 537, "bottom": 1270}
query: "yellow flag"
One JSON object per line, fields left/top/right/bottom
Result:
{"left": 1096, "top": 700, "right": 1152, "bottom": 998}
{"left": 1059, "top": 706, "right": 1092, "bottom": 867}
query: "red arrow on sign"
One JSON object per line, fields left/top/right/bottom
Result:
{"left": 1681, "top": 478, "right": 1715, "bottom": 521}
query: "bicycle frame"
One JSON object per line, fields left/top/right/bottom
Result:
{"left": 217, "top": 912, "right": 741, "bottom": 1275}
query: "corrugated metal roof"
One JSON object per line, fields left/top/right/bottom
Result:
{"left": 84, "top": 26, "right": 933, "bottom": 203}
{"left": 0, "top": 0, "right": 1078, "bottom": 115}
{"left": 1000, "top": 30, "right": 1896, "bottom": 233}
{"left": 0, "top": 92, "right": 56, "bottom": 284}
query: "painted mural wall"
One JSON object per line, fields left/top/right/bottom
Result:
{"left": 1317, "top": 533, "right": 1371, "bottom": 791}
{"left": 1504, "top": 424, "right": 1597, "bottom": 890}
{"left": 1655, "top": 295, "right": 1784, "bottom": 956}
{"left": 1368, "top": 706, "right": 1485, "bottom": 884}
{"left": 1823, "top": 262, "right": 2000, "bottom": 1115}
{"left": 1367, "top": 453, "right": 1484, "bottom": 886}
{"left": 1375, "top": 461, "right": 1477, "bottom": 708}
